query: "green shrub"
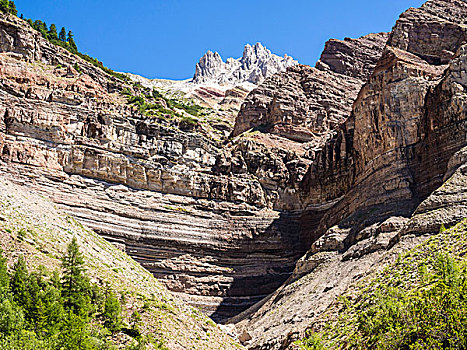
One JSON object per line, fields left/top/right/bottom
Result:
{"left": 73, "top": 63, "right": 81, "bottom": 73}
{"left": 297, "top": 332, "right": 325, "bottom": 350}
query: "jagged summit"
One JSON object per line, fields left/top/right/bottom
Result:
{"left": 192, "top": 42, "right": 298, "bottom": 85}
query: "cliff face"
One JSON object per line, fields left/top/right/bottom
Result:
{"left": 0, "top": 177, "right": 241, "bottom": 349}
{"left": 232, "top": 0, "right": 467, "bottom": 348}
{"left": 0, "top": 13, "right": 307, "bottom": 322}
{"left": 0, "top": 0, "right": 466, "bottom": 348}
{"left": 232, "top": 33, "right": 389, "bottom": 143}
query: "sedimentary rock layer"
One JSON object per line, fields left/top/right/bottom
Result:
{"left": 234, "top": 1, "right": 467, "bottom": 348}
{"left": 0, "top": 13, "right": 309, "bottom": 321}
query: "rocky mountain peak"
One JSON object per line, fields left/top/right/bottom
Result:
{"left": 193, "top": 50, "right": 224, "bottom": 83}
{"left": 192, "top": 42, "right": 298, "bottom": 85}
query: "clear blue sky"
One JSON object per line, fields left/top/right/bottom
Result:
{"left": 16, "top": 0, "right": 425, "bottom": 80}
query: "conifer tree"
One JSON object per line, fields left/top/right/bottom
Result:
{"left": 7, "top": 1, "right": 16, "bottom": 16}
{"left": 103, "top": 290, "right": 122, "bottom": 332}
{"left": 0, "top": 0, "right": 8, "bottom": 14}
{"left": 59, "top": 27, "right": 67, "bottom": 42}
{"left": 61, "top": 237, "right": 89, "bottom": 315}
{"left": 48, "top": 23, "right": 58, "bottom": 41}
{"left": 0, "top": 250, "right": 9, "bottom": 296}
{"left": 67, "top": 30, "right": 78, "bottom": 53}
{"left": 11, "top": 255, "right": 28, "bottom": 306}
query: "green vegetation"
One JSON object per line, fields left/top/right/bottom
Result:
{"left": 167, "top": 98, "right": 204, "bottom": 117}
{"left": 0, "top": 237, "right": 166, "bottom": 349}
{"left": 297, "top": 220, "right": 467, "bottom": 349}
{"left": 0, "top": 0, "right": 16, "bottom": 15}
{"left": 125, "top": 85, "right": 209, "bottom": 131}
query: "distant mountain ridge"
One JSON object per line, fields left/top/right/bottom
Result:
{"left": 193, "top": 42, "right": 298, "bottom": 85}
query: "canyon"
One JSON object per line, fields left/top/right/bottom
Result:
{"left": 0, "top": 0, "right": 466, "bottom": 349}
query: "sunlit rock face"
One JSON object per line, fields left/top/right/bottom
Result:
{"left": 1, "top": 0, "right": 466, "bottom": 347}
{"left": 232, "top": 1, "right": 467, "bottom": 348}
{"left": 193, "top": 42, "right": 298, "bottom": 85}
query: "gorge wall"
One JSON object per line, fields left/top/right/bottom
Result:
{"left": 232, "top": 0, "right": 467, "bottom": 348}
{"left": 0, "top": 0, "right": 466, "bottom": 349}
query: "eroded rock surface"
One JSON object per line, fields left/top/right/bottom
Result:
{"left": 232, "top": 33, "right": 389, "bottom": 142}
{"left": 193, "top": 43, "right": 298, "bottom": 85}
{"left": 0, "top": 13, "right": 307, "bottom": 322}
{"left": 233, "top": 0, "right": 467, "bottom": 348}
{"left": 0, "top": 1, "right": 466, "bottom": 348}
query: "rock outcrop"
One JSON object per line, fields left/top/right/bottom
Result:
{"left": 0, "top": 177, "right": 241, "bottom": 350}
{"left": 0, "top": 13, "right": 306, "bottom": 322}
{"left": 0, "top": 1, "right": 466, "bottom": 349}
{"left": 193, "top": 42, "right": 298, "bottom": 85}
{"left": 232, "top": 33, "right": 389, "bottom": 143}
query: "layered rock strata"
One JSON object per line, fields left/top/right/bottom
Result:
{"left": 0, "top": 13, "right": 310, "bottom": 322}
{"left": 232, "top": 33, "right": 389, "bottom": 143}
{"left": 233, "top": 0, "right": 467, "bottom": 348}
{"left": 1, "top": 1, "right": 465, "bottom": 347}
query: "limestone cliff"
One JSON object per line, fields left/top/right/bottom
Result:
{"left": 0, "top": 12, "right": 306, "bottom": 323}
{"left": 0, "top": 0, "right": 466, "bottom": 349}
{"left": 232, "top": 0, "right": 467, "bottom": 348}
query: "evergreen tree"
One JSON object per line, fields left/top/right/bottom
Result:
{"left": 67, "top": 30, "right": 77, "bottom": 53}
{"left": 48, "top": 24, "right": 58, "bottom": 41}
{"left": 102, "top": 290, "right": 122, "bottom": 332}
{"left": 0, "top": 0, "right": 8, "bottom": 14}
{"left": 11, "top": 255, "right": 28, "bottom": 307}
{"left": 0, "top": 250, "right": 9, "bottom": 296}
{"left": 59, "top": 27, "right": 67, "bottom": 42}
{"left": 7, "top": 1, "right": 16, "bottom": 16}
{"left": 61, "top": 237, "right": 89, "bottom": 315}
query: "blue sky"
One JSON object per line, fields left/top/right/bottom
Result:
{"left": 16, "top": 0, "right": 425, "bottom": 80}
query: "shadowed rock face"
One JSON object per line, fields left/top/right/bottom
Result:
{"left": 0, "top": 12, "right": 389, "bottom": 323}
{"left": 0, "top": 0, "right": 466, "bottom": 347}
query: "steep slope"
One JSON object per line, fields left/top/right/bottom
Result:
{"left": 0, "top": 177, "right": 241, "bottom": 350}
{"left": 231, "top": 0, "right": 467, "bottom": 348}
{"left": 232, "top": 33, "right": 389, "bottom": 142}
{"left": 0, "top": 9, "right": 393, "bottom": 324}
{"left": 1, "top": 1, "right": 466, "bottom": 349}
{"left": 127, "top": 43, "right": 298, "bottom": 135}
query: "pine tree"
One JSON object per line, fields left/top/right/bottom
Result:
{"left": 48, "top": 23, "right": 58, "bottom": 41}
{"left": 67, "top": 30, "right": 78, "bottom": 53}
{"left": 11, "top": 255, "right": 28, "bottom": 306}
{"left": 7, "top": 1, "right": 16, "bottom": 16}
{"left": 59, "top": 27, "right": 67, "bottom": 42}
{"left": 61, "top": 237, "right": 89, "bottom": 315}
{"left": 103, "top": 290, "right": 122, "bottom": 332}
{"left": 0, "top": 0, "right": 8, "bottom": 13}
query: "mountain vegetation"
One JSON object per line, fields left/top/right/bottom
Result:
{"left": 1, "top": 0, "right": 129, "bottom": 82}
{"left": 0, "top": 237, "right": 167, "bottom": 349}
{"left": 297, "top": 220, "right": 467, "bottom": 349}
